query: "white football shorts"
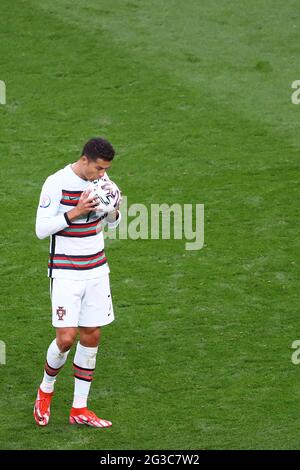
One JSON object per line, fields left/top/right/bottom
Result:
{"left": 50, "top": 275, "right": 114, "bottom": 328}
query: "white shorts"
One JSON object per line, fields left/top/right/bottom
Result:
{"left": 50, "top": 275, "right": 114, "bottom": 328}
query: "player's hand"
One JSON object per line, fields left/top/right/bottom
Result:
{"left": 66, "top": 189, "right": 98, "bottom": 222}
{"left": 76, "top": 188, "right": 98, "bottom": 215}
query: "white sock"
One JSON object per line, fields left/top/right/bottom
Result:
{"left": 72, "top": 342, "right": 98, "bottom": 409}
{"left": 40, "top": 339, "right": 70, "bottom": 393}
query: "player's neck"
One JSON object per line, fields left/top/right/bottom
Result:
{"left": 71, "top": 162, "right": 88, "bottom": 181}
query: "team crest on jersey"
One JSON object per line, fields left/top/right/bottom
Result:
{"left": 40, "top": 194, "right": 51, "bottom": 208}
{"left": 56, "top": 306, "right": 66, "bottom": 321}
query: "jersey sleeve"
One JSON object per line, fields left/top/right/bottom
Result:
{"left": 104, "top": 210, "right": 122, "bottom": 229}
{"left": 35, "top": 175, "right": 69, "bottom": 239}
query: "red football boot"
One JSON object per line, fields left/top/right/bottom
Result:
{"left": 34, "top": 388, "right": 54, "bottom": 426}
{"left": 69, "top": 407, "right": 112, "bottom": 428}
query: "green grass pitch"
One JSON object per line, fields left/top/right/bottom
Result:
{"left": 0, "top": 0, "right": 299, "bottom": 450}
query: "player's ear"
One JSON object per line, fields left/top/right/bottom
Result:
{"left": 81, "top": 155, "right": 89, "bottom": 164}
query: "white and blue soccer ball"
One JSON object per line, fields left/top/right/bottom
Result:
{"left": 88, "top": 178, "right": 121, "bottom": 213}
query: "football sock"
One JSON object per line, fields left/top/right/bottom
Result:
{"left": 40, "top": 339, "right": 70, "bottom": 393}
{"left": 72, "top": 342, "right": 97, "bottom": 409}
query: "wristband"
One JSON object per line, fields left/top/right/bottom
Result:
{"left": 64, "top": 212, "right": 71, "bottom": 226}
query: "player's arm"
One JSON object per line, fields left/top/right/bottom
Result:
{"left": 36, "top": 176, "right": 67, "bottom": 239}
{"left": 35, "top": 177, "right": 96, "bottom": 239}
{"left": 104, "top": 209, "right": 122, "bottom": 229}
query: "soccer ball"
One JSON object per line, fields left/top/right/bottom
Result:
{"left": 88, "top": 178, "right": 121, "bottom": 213}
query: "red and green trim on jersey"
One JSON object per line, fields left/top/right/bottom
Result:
{"left": 48, "top": 250, "right": 107, "bottom": 271}
{"left": 57, "top": 217, "right": 104, "bottom": 238}
{"left": 60, "top": 190, "right": 83, "bottom": 207}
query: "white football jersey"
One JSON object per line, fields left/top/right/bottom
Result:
{"left": 36, "top": 164, "right": 120, "bottom": 280}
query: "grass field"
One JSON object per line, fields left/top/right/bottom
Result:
{"left": 0, "top": 0, "right": 299, "bottom": 450}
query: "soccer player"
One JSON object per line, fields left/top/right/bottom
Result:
{"left": 34, "top": 137, "right": 121, "bottom": 428}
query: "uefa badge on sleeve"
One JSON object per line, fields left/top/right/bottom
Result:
{"left": 40, "top": 194, "right": 51, "bottom": 208}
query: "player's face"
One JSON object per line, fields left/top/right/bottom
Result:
{"left": 83, "top": 157, "right": 112, "bottom": 181}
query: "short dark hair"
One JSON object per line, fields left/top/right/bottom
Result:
{"left": 81, "top": 137, "right": 115, "bottom": 161}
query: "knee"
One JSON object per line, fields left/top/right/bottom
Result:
{"left": 80, "top": 327, "right": 101, "bottom": 347}
{"left": 92, "top": 331, "right": 100, "bottom": 346}
{"left": 57, "top": 332, "right": 77, "bottom": 352}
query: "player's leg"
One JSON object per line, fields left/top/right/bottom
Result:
{"left": 70, "top": 326, "right": 112, "bottom": 428}
{"left": 41, "top": 328, "right": 78, "bottom": 392}
{"left": 72, "top": 326, "right": 100, "bottom": 410}
{"left": 69, "top": 275, "right": 114, "bottom": 427}
{"left": 34, "top": 278, "right": 82, "bottom": 426}
{"left": 34, "top": 327, "right": 78, "bottom": 426}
